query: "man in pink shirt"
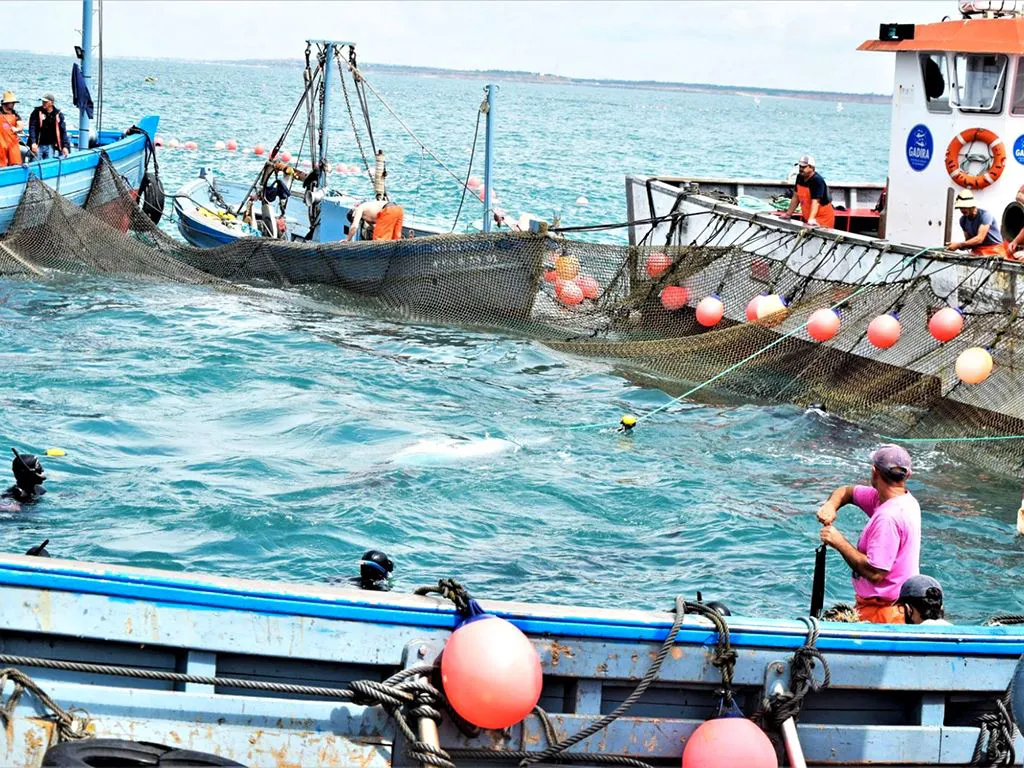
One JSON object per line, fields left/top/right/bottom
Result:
{"left": 815, "top": 444, "right": 921, "bottom": 624}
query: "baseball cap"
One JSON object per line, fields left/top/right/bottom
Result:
{"left": 870, "top": 443, "right": 912, "bottom": 479}
{"left": 954, "top": 190, "right": 977, "bottom": 209}
{"left": 899, "top": 574, "right": 942, "bottom": 601}
{"left": 798, "top": 154, "right": 816, "bottom": 168}
{"left": 40, "top": 93, "right": 55, "bottom": 104}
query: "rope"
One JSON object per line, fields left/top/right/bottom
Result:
{"left": 451, "top": 97, "right": 484, "bottom": 233}
{"left": 752, "top": 617, "right": 830, "bottom": 732}
{"left": 970, "top": 687, "right": 1017, "bottom": 766}
{"left": 985, "top": 615, "right": 1024, "bottom": 625}
{"left": 0, "top": 667, "right": 90, "bottom": 746}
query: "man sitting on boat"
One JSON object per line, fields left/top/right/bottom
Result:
{"left": 0, "top": 92, "right": 23, "bottom": 167}
{"left": 815, "top": 444, "right": 921, "bottom": 624}
{"left": 27, "top": 94, "right": 69, "bottom": 160}
{"left": 946, "top": 190, "right": 1009, "bottom": 258}
{"left": 778, "top": 154, "right": 835, "bottom": 229}
{"left": 895, "top": 575, "right": 950, "bottom": 626}
{"left": 345, "top": 199, "right": 405, "bottom": 242}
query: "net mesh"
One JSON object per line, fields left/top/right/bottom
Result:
{"left": 4, "top": 153, "right": 1024, "bottom": 474}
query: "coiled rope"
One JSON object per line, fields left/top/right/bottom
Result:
{"left": 0, "top": 666, "right": 90, "bottom": 747}
{"left": 753, "top": 616, "right": 830, "bottom": 731}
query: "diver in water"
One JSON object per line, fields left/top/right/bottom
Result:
{"left": 25, "top": 539, "right": 50, "bottom": 557}
{"left": 353, "top": 550, "right": 394, "bottom": 591}
{"left": 2, "top": 449, "right": 46, "bottom": 506}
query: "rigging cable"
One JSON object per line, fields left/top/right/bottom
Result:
{"left": 451, "top": 96, "right": 485, "bottom": 232}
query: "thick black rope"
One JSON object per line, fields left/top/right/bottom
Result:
{"left": 450, "top": 99, "right": 484, "bottom": 233}
{"left": 970, "top": 686, "right": 1017, "bottom": 766}
{"left": 550, "top": 210, "right": 714, "bottom": 234}
{"left": 752, "top": 617, "right": 830, "bottom": 732}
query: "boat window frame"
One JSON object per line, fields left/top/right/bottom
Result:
{"left": 920, "top": 52, "right": 952, "bottom": 113}
{"left": 949, "top": 52, "right": 1008, "bottom": 114}
{"left": 1011, "top": 56, "right": 1024, "bottom": 116}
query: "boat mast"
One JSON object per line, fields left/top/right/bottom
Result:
{"left": 482, "top": 84, "right": 497, "bottom": 233}
{"left": 78, "top": 0, "right": 93, "bottom": 150}
{"left": 318, "top": 42, "right": 335, "bottom": 191}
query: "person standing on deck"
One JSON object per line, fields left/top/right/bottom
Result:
{"left": 345, "top": 200, "right": 405, "bottom": 242}
{"left": 778, "top": 154, "right": 836, "bottom": 229}
{"left": 0, "top": 92, "right": 23, "bottom": 166}
{"left": 947, "top": 190, "right": 1009, "bottom": 257}
{"left": 27, "top": 94, "right": 69, "bottom": 160}
{"left": 815, "top": 444, "right": 921, "bottom": 624}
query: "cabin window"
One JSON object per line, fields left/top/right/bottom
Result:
{"left": 920, "top": 53, "right": 951, "bottom": 113}
{"left": 951, "top": 53, "right": 1007, "bottom": 113}
{"left": 1011, "top": 57, "right": 1024, "bottom": 115}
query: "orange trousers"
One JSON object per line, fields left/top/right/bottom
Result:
{"left": 373, "top": 205, "right": 404, "bottom": 241}
{"left": 0, "top": 122, "right": 19, "bottom": 167}
{"left": 973, "top": 242, "right": 1011, "bottom": 258}
{"left": 855, "top": 596, "right": 905, "bottom": 624}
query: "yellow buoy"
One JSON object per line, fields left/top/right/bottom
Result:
{"left": 44, "top": 448, "right": 66, "bottom": 457}
{"left": 619, "top": 414, "right": 638, "bottom": 432}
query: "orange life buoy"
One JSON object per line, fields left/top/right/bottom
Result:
{"left": 945, "top": 127, "right": 1006, "bottom": 190}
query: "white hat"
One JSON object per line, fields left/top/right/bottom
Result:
{"left": 954, "top": 190, "right": 977, "bottom": 209}
{"left": 798, "top": 154, "right": 816, "bottom": 168}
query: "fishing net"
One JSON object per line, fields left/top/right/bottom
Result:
{"left": 4, "top": 153, "right": 1024, "bottom": 474}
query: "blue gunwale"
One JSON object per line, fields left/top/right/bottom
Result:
{"left": 1, "top": 555, "right": 1021, "bottom": 656}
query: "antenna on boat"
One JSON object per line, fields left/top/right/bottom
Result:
{"left": 482, "top": 84, "right": 497, "bottom": 233}
{"left": 78, "top": 0, "right": 93, "bottom": 150}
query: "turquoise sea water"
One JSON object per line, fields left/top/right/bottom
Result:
{"left": 1, "top": 53, "right": 1022, "bottom": 623}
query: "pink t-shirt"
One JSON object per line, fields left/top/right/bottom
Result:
{"left": 851, "top": 485, "right": 921, "bottom": 602}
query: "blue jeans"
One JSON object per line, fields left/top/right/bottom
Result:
{"left": 37, "top": 145, "right": 61, "bottom": 160}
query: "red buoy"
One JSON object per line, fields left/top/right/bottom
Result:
{"left": 928, "top": 306, "right": 964, "bottom": 343}
{"left": 695, "top": 295, "right": 725, "bottom": 327}
{"left": 578, "top": 275, "right": 600, "bottom": 300}
{"left": 280, "top": 151, "right": 292, "bottom": 163}
{"left": 681, "top": 718, "right": 778, "bottom": 768}
{"left": 543, "top": 269, "right": 558, "bottom": 283}
{"left": 867, "top": 313, "right": 901, "bottom": 349}
{"left": 807, "top": 308, "right": 841, "bottom": 342}
{"left": 646, "top": 252, "right": 673, "bottom": 279}
{"left": 253, "top": 145, "right": 265, "bottom": 156}
{"left": 226, "top": 138, "right": 238, "bottom": 151}
{"left": 660, "top": 285, "right": 689, "bottom": 311}
{"left": 745, "top": 295, "right": 764, "bottom": 322}
{"left": 441, "top": 616, "right": 543, "bottom": 730}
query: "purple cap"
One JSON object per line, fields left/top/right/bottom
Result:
{"left": 870, "top": 443, "right": 912, "bottom": 479}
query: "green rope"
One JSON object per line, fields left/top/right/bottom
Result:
{"left": 882, "top": 434, "right": 1024, "bottom": 443}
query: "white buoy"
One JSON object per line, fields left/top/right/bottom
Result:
{"left": 575, "top": 196, "right": 589, "bottom": 206}
{"left": 167, "top": 138, "right": 179, "bottom": 148}
{"left": 241, "top": 147, "right": 251, "bottom": 154}
{"left": 214, "top": 140, "right": 226, "bottom": 150}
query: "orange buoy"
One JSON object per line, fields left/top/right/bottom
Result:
{"left": 578, "top": 275, "right": 600, "bottom": 300}
{"left": 929, "top": 307, "right": 964, "bottom": 343}
{"left": 755, "top": 294, "right": 787, "bottom": 320}
{"left": 555, "top": 255, "right": 581, "bottom": 281}
{"left": 253, "top": 145, "right": 265, "bottom": 156}
{"left": 695, "top": 295, "right": 725, "bottom": 327}
{"left": 441, "top": 616, "right": 543, "bottom": 730}
{"left": 558, "top": 281, "right": 584, "bottom": 306}
{"left": 745, "top": 295, "right": 764, "bottom": 322}
{"left": 660, "top": 285, "right": 689, "bottom": 311}
{"left": 807, "top": 308, "right": 840, "bottom": 342}
{"left": 681, "top": 717, "right": 778, "bottom": 768}
{"left": 867, "top": 313, "right": 901, "bottom": 349}
{"left": 955, "top": 347, "right": 993, "bottom": 384}
{"left": 646, "top": 252, "right": 672, "bottom": 279}
{"left": 226, "top": 138, "right": 238, "bottom": 150}
{"left": 543, "top": 269, "right": 558, "bottom": 283}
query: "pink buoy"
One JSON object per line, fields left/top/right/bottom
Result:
{"left": 253, "top": 145, "right": 265, "bottom": 156}
{"left": 441, "top": 615, "right": 543, "bottom": 730}
{"left": 301, "top": 159, "right": 312, "bottom": 168}
{"left": 867, "top": 313, "right": 901, "bottom": 349}
{"left": 646, "top": 252, "right": 672, "bottom": 279}
{"left": 928, "top": 306, "right": 964, "bottom": 343}
{"left": 468, "top": 176, "right": 482, "bottom": 189}
{"left": 280, "top": 151, "right": 292, "bottom": 163}
{"left": 184, "top": 141, "right": 198, "bottom": 150}
{"left": 695, "top": 295, "right": 725, "bottom": 327}
{"left": 660, "top": 285, "right": 689, "bottom": 311}
{"left": 755, "top": 293, "right": 787, "bottom": 320}
{"left": 807, "top": 308, "right": 841, "bottom": 342}
{"left": 681, "top": 717, "right": 778, "bottom": 768}
{"left": 745, "top": 295, "right": 764, "bottom": 322}
{"left": 558, "top": 281, "right": 585, "bottom": 306}
{"left": 214, "top": 140, "right": 226, "bottom": 150}
{"left": 955, "top": 346, "right": 993, "bottom": 384}
{"left": 154, "top": 134, "right": 164, "bottom": 147}
{"left": 578, "top": 275, "right": 600, "bottom": 300}
{"left": 226, "top": 138, "right": 238, "bottom": 151}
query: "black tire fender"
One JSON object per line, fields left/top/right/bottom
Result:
{"left": 42, "top": 738, "right": 247, "bottom": 767}
{"left": 138, "top": 171, "right": 166, "bottom": 226}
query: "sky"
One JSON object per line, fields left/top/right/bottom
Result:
{"left": 1, "top": 0, "right": 956, "bottom": 93}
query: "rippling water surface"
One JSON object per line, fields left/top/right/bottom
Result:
{"left": 0, "top": 54, "right": 1021, "bottom": 623}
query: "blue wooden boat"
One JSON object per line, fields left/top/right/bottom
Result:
{"left": 0, "top": 552, "right": 1021, "bottom": 766}
{"left": 0, "top": 116, "right": 160, "bottom": 236}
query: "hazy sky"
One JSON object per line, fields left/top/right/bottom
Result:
{"left": 3, "top": 0, "right": 954, "bottom": 93}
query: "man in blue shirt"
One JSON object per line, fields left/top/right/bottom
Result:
{"left": 946, "top": 190, "right": 1009, "bottom": 257}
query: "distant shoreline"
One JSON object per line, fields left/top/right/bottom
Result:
{"left": 1, "top": 50, "right": 891, "bottom": 105}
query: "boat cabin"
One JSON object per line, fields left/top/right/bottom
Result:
{"left": 861, "top": 0, "right": 1024, "bottom": 246}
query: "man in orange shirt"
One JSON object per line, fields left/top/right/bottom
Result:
{"left": 779, "top": 154, "right": 836, "bottom": 229}
{"left": 345, "top": 199, "right": 405, "bottom": 242}
{"left": 0, "top": 92, "right": 22, "bottom": 167}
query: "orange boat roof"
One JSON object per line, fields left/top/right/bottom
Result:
{"left": 859, "top": 17, "right": 1024, "bottom": 54}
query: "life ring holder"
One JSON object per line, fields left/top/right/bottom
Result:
{"left": 945, "top": 127, "right": 1006, "bottom": 190}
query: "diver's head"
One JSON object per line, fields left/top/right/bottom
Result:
{"left": 11, "top": 448, "right": 45, "bottom": 492}
{"left": 25, "top": 539, "right": 50, "bottom": 558}
{"left": 359, "top": 549, "right": 394, "bottom": 591}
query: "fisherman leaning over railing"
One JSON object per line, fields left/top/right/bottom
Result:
{"left": 777, "top": 154, "right": 836, "bottom": 229}
{"left": 947, "top": 190, "right": 1012, "bottom": 259}
{"left": 816, "top": 444, "right": 922, "bottom": 624}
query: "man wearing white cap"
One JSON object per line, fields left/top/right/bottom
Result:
{"left": 947, "top": 189, "right": 1009, "bottom": 257}
{"left": 27, "top": 93, "right": 69, "bottom": 160}
{"left": 779, "top": 154, "right": 835, "bottom": 229}
{"left": 815, "top": 444, "right": 921, "bottom": 624}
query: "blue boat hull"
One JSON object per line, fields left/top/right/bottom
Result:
{"left": 0, "top": 553, "right": 1020, "bottom": 766}
{"left": 0, "top": 115, "right": 159, "bottom": 236}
